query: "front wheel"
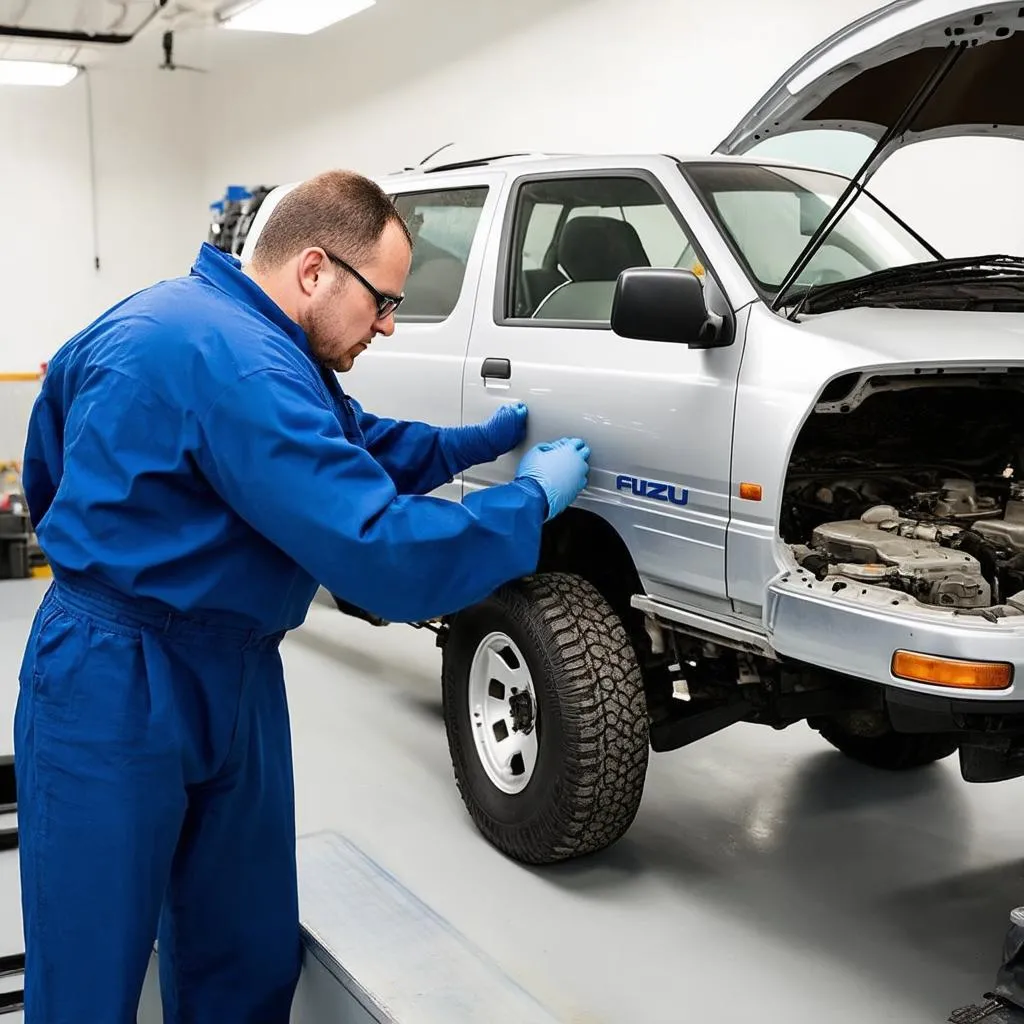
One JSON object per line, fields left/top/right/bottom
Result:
{"left": 441, "top": 572, "right": 649, "bottom": 865}
{"left": 813, "top": 711, "right": 959, "bottom": 770}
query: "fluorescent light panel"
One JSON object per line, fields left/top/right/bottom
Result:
{"left": 0, "top": 60, "right": 78, "bottom": 87}
{"left": 222, "top": 0, "right": 375, "bottom": 35}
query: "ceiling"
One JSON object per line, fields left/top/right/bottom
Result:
{"left": 0, "top": 0, "right": 502, "bottom": 75}
{"left": 0, "top": 0, "right": 225, "bottom": 65}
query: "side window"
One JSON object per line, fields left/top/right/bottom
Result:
{"left": 392, "top": 186, "right": 489, "bottom": 320}
{"left": 506, "top": 176, "right": 695, "bottom": 322}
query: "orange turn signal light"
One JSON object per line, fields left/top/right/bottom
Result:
{"left": 739, "top": 482, "right": 762, "bottom": 501}
{"left": 892, "top": 650, "right": 1013, "bottom": 690}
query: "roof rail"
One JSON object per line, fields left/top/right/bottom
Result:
{"left": 386, "top": 150, "right": 581, "bottom": 176}
{"left": 422, "top": 152, "right": 533, "bottom": 173}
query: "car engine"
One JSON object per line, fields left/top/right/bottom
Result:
{"left": 780, "top": 374, "right": 1024, "bottom": 611}
{"left": 790, "top": 478, "right": 1024, "bottom": 610}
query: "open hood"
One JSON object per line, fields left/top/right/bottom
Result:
{"left": 715, "top": 0, "right": 1024, "bottom": 171}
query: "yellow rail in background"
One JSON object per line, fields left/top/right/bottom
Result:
{"left": 0, "top": 373, "right": 41, "bottom": 382}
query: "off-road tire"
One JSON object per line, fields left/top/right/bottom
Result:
{"left": 441, "top": 572, "right": 649, "bottom": 865}
{"left": 815, "top": 713, "right": 959, "bottom": 770}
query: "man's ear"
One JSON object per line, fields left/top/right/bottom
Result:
{"left": 297, "top": 248, "right": 327, "bottom": 297}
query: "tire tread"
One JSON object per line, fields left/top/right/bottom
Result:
{"left": 817, "top": 721, "right": 959, "bottom": 770}
{"left": 443, "top": 572, "right": 649, "bottom": 865}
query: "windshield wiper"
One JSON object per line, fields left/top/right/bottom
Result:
{"left": 779, "top": 255, "right": 1024, "bottom": 314}
{"left": 786, "top": 280, "right": 816, "bottom": 321}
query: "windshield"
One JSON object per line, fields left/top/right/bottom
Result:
{"left": 681, "top": 162, "right": 939, "bottom": 299}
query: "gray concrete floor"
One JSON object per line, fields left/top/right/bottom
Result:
{"left": 2, "top": 576, "right": 1023, "bottom": 1023}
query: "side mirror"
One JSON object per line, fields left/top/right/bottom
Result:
{"left": 611, "top": 268, "right": 729, "bottom": 348}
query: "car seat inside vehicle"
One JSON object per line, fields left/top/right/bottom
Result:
{"left": 533, "top": 216, "right": 651, "bottom": 321}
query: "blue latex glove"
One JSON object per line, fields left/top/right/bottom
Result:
{"left": 481, "top": 402, "right": 528, "bottom": 454}
{"left": 515, "top": 437, "right": 591, "bottom": 521}
{"left": 440, "top": 402, "right": 529, "bottom": 473}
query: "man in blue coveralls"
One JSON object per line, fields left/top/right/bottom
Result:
{"left": 14, "top": 169, "right": 591, "bottom": 1023}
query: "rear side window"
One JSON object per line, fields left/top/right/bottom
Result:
{"left": 392, "top": 187, "right": 489, "bottom": 320}
{"left": 505, "top": 175, "right": 694, "bottom": 322}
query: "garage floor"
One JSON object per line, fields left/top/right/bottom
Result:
{"left": 2, "top": 576, "right": 1023, "bottom": 1023}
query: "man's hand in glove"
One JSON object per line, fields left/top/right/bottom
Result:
{"left": 440, "top": 402, "right": 530, "bottom": 473}
{"left": 479, "top": 402, "right": 529, "bottom": 455}
{"left": 515, "top": 437, "right": 591, "bottom": 521}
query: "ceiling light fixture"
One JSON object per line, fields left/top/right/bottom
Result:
{"left": 220, "top": 0, "right": 376, "bottom": 35}
{"left": 0, "top": 60, "right": 79, "bottom": 87}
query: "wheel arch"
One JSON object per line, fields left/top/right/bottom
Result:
{"left": 537, "top": 507, "right": 644, "bottom": 637}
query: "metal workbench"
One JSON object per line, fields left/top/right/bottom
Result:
{"left": 138, "top": 830, "right": 562, "bottom": 1023}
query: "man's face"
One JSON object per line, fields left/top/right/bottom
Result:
{"left": 298, "top": 221, "right": 411, "bottom": 373}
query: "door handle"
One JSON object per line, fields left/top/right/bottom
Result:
{"left": 481, "top": 357, "right": 511, "bottom": 380}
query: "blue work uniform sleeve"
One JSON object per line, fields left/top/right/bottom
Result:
{"left": 197, "top": 369, "right": 548, "bottom": 623}
{"left": 348, "top": 397, "right": 461, "bottom": 496}
{"left": 21, "top": 381, "right": 64, "bottom": 530}
{"left": 349, "top": 397, "right": 512, "bottom": 496}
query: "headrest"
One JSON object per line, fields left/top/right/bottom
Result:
{"left": 558, "top": 216, "right": 650, "bottom": 282}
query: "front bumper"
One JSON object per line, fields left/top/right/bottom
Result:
{"left": 766, "top": 568, "right": 1024, "bottom": 702}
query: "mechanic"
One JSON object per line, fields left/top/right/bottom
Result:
{"left": 14, "top": 169, "right": 590, "bottom": 1023}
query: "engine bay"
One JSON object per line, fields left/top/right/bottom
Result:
{"left": 782, "top": 374, "right": 1024, "bottom": 612}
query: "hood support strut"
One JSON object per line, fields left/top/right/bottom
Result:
{"left": 770, "top": 40, "right": 966, "bottom": 312}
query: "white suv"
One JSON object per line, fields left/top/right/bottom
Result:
{"left": 244, "top": 0, "right": 1024, "bottom": 865}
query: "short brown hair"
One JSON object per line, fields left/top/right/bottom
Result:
{"left": 250, "top": 169, "right": 411, "bottom": 270}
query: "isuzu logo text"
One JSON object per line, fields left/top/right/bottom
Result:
{"left": 616, "top": 475, "right": 689, "bottom": 506}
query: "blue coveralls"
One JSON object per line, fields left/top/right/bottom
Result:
{"left": 15, "top": 243, "right": 548, "bottom": 1023}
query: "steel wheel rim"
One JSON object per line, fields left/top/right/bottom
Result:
{"left": 467, "top": 631, "right": 539, "bottom": 794}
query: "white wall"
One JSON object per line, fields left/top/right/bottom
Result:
{"left": 197, "top": 0, "right": 1024, "bottom": 261}
{"left": 0, "top": 66, "right": 207, "bottom": 373}
{"left": 200, "top": 0, "right": 880, "bottom": 181}
{"left": 4, "top": 0, "right": 1024, "bottom": 386}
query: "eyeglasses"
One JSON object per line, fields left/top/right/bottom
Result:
{"left": 320, "top": 247, "right": 404, "bottom": 320}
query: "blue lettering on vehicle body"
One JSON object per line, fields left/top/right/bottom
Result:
{"left": 615, "top": 475, "right": 688, "bottom": 507}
